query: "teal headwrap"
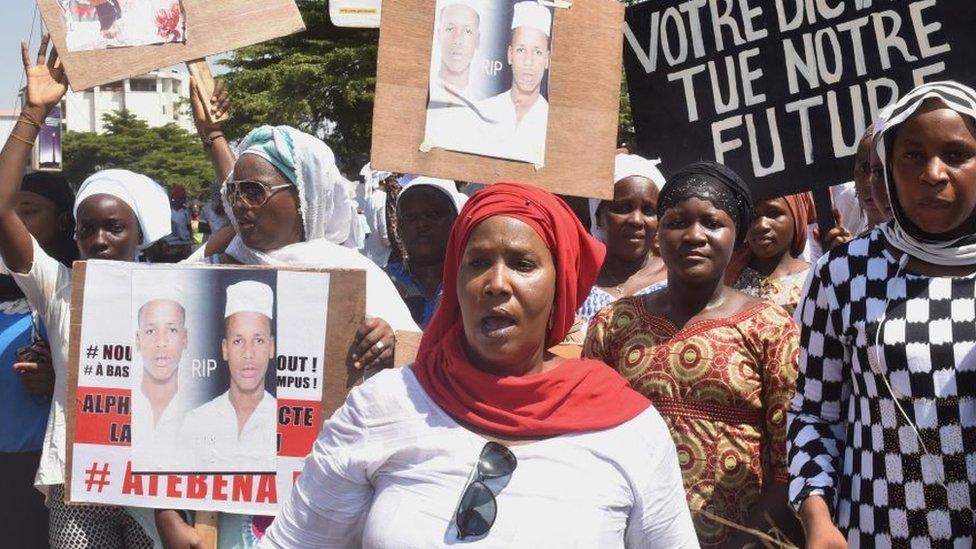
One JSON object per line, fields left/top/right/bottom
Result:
{"left": 237, "top": 125, "right": 298, "bottom": 185}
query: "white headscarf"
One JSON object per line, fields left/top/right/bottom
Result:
{"left": 875, "top": 81, "right": 976, "bottom": 266}
{"left": 223, "top": 125, "right": 356, "bottom": 264}
{"left": 396, "top": 175, "right": 468, "bottom": 214}
{"left": 359, "top": 162, "right": 392, "bottom": 195}
{"left": 73, "top": 169, "right": 172, "bottom": 253}
{"left": 588, "top": 154, "right": 666, "bottom": 242}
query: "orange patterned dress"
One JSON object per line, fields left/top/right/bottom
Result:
{"left": 583, "top": 299, "right": 799, "bottom": 547}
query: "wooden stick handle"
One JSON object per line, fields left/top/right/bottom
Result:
{"left": 186, "top": 58, "right": 229, "bottom": 125}
{"left": 194, "top": 510, "right": 219, "bottom": 549}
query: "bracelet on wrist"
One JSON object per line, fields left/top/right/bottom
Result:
{"left": 19, "top": 110, "right": 45, "bottom": 128}
{"left": 202, "top": 131, "right": 225, "bottom": 147}
{"left": 16, "top": 117, "right": 40, "bottom": 129}
{"left": 10, "top": 133, "right": 35, "bottom": 146}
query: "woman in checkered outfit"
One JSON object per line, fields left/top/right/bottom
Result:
{"left": 789, "top": 81, "right": 976, "bottom": 547}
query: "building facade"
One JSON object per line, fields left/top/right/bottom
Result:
{"left": 60, "top": 69, "right": 195, "bottom": 134}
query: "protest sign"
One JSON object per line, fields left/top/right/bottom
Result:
{"left": 423, "top": 0, "right": 556, "bottom": 167}
{"left": 61, "top": 0, "right": 186, "bottom": 52}
{"left": 64, "top": 261, "right": 366, "bottom": 515}
{"left": 623, "top": 0, "right": 976, "bottom": 199}
{"left": 33, "top": 105, "right": 63, "bottom": 172}
{"left": 36, "top": 0, "right": 305, "bottom": 92}
{"left": 329, "top": 0, "right": 382, "bottom": 28}
{"left": 372, "top": 0, "right": 624, "bottom": 199}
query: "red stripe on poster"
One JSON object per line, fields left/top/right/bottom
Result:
{"left": 75, "top": 387, "right": 132, "bottom": 446}
{"left": 276, "top": 399, "right": 321, "bottom": 457}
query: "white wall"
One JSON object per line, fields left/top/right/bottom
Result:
{"left": 61, "top": 70, "right": 194, "bottom": 134}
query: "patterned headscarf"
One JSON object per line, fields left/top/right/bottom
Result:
{"left": 225, "top": 125, "right": 356, "bottom": 263}
{"left": 657, "top": 161, "right": 753, "bottom": 247}
{"left": 875, "top": 81, "right": 976, "bottom": 266}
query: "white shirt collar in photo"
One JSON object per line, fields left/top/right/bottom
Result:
{"left": 178, "top": 390, "right": 277, "bottom": 473}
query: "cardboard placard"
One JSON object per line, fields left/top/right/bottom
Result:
{"left": 371, "top": 0, "right": 624, "bottom": 200}
{"left": 64, "top": 261, "right": 365, "bottom": 515}
{"left": 37, "top": 0, "right": 306, "bottom": 92}
{"left": 623, "top": 0, "right": 976, "bottom": 199}
{"left": 394, "top": 330, "right": 422, "bottom": 367}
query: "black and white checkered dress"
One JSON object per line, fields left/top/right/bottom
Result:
{"left": 788, "top": 228, "right": 976, "bottom": 547}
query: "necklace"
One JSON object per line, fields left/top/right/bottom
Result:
{"left": 603, "top": 263, "right": 645, "bottom": 296}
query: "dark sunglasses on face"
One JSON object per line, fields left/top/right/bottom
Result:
{"left": 224, "top": 179, "right": 294, "bottom": 208}
{"left": 454, "top": 441, "right": 517, "bottom": 540}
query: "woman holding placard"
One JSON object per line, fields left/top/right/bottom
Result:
{"left": 789, "top": 81, "right": 976, "bottom": 547}
{"left": 262, "top": 183, "right": 698, "bottom": 547}
{"left": 0, "top": 36, "right": 170, "bottom": 548}
{"left": 583, "top": 162, "right": 801, "bottom": 547}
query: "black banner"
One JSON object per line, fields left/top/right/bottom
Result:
{"left": 623, "top": 0, "right": 976, "bottom": 199}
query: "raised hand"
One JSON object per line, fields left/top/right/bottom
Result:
{"left": 21, "top": 34, "right": 68, "bottom": 114}
{"left": 190, "top": 76, "right": 230, "bottom": 138}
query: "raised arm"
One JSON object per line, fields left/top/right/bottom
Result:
{"left": 190, "top": 77, "right": 235, "bottom": 182}
{"left": 787, "top": 260, "right": 851, "bottom": 547}
{"left": 0, "top": 35, "right": 68, "bottom": 273}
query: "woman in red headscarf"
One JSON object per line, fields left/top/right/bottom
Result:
{"left": 725, "top": 192, "right": 814, "bottom": 314}
{"left": 263, "top": 183, "right": 698, "bottom": 547}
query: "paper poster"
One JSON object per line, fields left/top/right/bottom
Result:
{"left": 33, "top": 105, "right": 63, "bottom": 172}
{"left": 623, "top": 0, "right": 976, "bottom": 199}
{"left": 68, "top": 262, "right": 330, "bottom": 515}
{"left": 329, "top": 0, "right": 382, "bottom": 28}
{"left": 62, "top": 0, "right": 186, "bottom": 52}
{"left": 423, "top": 0, "right": 555, "bottom": 166}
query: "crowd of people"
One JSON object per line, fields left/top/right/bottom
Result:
{"left": 1, "top": 34, "right": 975, "bottom": 549}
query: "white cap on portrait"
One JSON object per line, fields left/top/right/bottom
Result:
{"left": 511, "top": 1, "right": 552, "bottom": 37}
{"left": 224, "top": 280, "right": 274, "bottom": 319}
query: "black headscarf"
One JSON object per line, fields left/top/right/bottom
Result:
{"left": 657, "top": 161, "right": 753, "bottom": 247}
{"left": 21, "top": 172, "right": 78, "bottom": 267}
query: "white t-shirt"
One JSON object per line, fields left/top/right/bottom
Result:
{"left": 131, "top": 380, "right": 193, "bottom": 471}
{"left": 478, "top": 91, "right": 549, "bottom": 165}
{"left": 178, "top": 389, "right": 277, "bottom": 473}
{"left": 362, "top": 190, "right": 391, "bottom": 268}
{"left": 424, "top": 104, "right": 489, "bottom": 154}
{"left": 261, "top": 367, "right": 699, "bottom": 548}
{"left": 10, "top": 238, "right": 163, "bottom": 545}
{"left": 10, "top": 237, "right": 72, "bottom": 489}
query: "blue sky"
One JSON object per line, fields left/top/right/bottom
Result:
{"left": 0, "top": 2, "right": 45, "bottom": 113}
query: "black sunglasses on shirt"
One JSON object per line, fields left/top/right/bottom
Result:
{"left": 454, "top": 441, "right": 518, "bottom": 539}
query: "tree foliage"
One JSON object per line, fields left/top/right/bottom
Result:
{"left": 218, "top": 0, "right": 378, "bottom": 172}
{"left": 62, "top": 110, "right": 214, "bottom": 199}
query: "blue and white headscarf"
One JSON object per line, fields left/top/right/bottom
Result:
{"left": 224, "top": 125, "right": 356, "bottom": 264}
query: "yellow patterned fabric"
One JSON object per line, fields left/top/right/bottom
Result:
{"left": 733, "top": 267, "right": 810, "bottom": 315}
{"left": 583, "top": 299, "right": 799, "bottom": 547}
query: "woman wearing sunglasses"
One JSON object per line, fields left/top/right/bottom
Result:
{"left": 262, "top": 183, "right": 698, "bottom": 547}
{"left": 157, "top": 124, "right": 420, "bottom": 548}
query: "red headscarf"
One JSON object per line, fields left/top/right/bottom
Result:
{"left": 725, "top": 191, "right": 814, "bottom": 285}
{"left": 412, "top": 183, "right": 650, "bottom": 437}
